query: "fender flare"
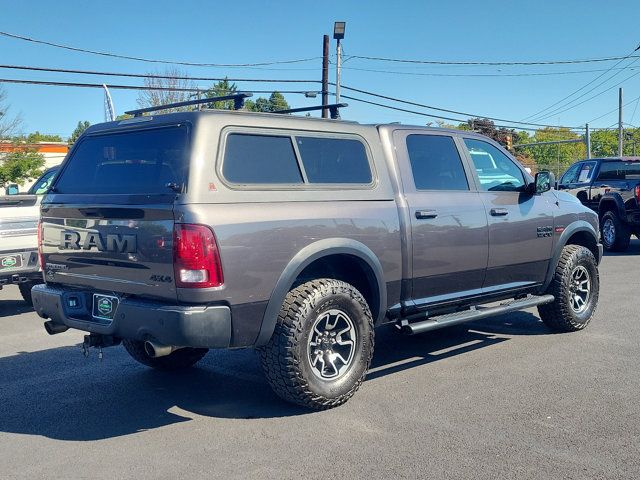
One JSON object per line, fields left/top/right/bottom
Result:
{"left": 599, "top": 193, "right": 626, "bottom": 220}
{"left": 254, "top": 238, "right": 387, "bottom": 347}
{"left": 542, "top": 220, "right": 600, "bottom": 291}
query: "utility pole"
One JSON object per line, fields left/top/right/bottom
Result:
{"left": 333, "top": 22, "right": 346, "bottom": 104}
{"left": 321, "top": 34, "right": 329, "bottom": 118}
{"left": 585, "top": 123, "right": 591, "bottom": 159}
{"left": 618, "top": 87, "right": 624, "bottom": 156}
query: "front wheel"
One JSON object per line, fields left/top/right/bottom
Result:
{"left": 260, "top": 279, "right": 374, "bottom": 410}
{"left": 601, "top": 211, "right": 630, "bottom": 252}
{"left": 538, "top": 245, "right": 599, "bottom": 332}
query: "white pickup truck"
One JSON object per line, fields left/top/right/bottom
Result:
{"left": 0, "top": 167, "right": 58, "bottom": 304}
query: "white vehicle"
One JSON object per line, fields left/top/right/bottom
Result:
{"left": 0, "top": 167, "right": 58, "bottom": 304}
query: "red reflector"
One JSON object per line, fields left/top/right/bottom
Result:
{"left": 37, "top": 221, "right": 44, "bottom": 270}
{"left": 635, "top": 185, "right": 640, "bottom": 204}
{"left": 555, "top": 226, "right": 565, "bottom": 234}
{"left": 173, "top": 224, "right": 223, "bottom": 288}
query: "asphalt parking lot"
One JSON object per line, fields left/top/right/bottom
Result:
{"left": 1, "top": 243, "right": 639, "bottom": 480}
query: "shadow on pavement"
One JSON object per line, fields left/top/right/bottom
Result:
{"left": 0, "top": 310, "right": 549, "bottom": 441}
{"left": 0, "top": 299, "right": 32, "bottom": 319}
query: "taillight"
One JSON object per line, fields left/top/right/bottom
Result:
{"left": 37, "top": 221, "right": 44, "bottom": 269}
{"left": 635, "top": 185, "right": 640, "bottom": 204}
{"left": 173, "top": 224, "right": 223, "bottom": 288}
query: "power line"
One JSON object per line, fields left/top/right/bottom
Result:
{"left": 587, "top": 94, "right": 640, "bottom": 123}
{"left": 0, "top": 64, "right": 321, "bottom": 83}
{"left": 349, "top": 53, "right": 640, "bottom": 66}
{"left": 339, "top": 93, "right": 564, "bottom": 132}
{"left": 339, "top": 84, "right": 582, "bottom": 129}
{"left": 0, "top": 30, "right": 322, "bottom": 68}
{"left": 340, "top": 65, "right": 640, "bottom": 78}
{"left": 533, "top": 67, "right": 640, "bottom": 121}
{"left": 0, "top": 77, "right": 319, "bottom": 95}
{"left": 523, "top": 44, "right": 640, "bottom": 121}
{"left": 631, "top": 97, "right": 640, "bottom": 125}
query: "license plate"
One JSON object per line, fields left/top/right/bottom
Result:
{"left": 92, "top": 294, "right": 119, "bottom": 322}
{"left": 0, "top": 254, "right": 22, "bottom": 270}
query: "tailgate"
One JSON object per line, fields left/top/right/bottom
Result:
{"left": 41, "top": 205, "right": 177, "bottom": 301}
{"left": 0, "top": 195, "right": 39, "bottom": 253}
{"left": 39, "top": 123, "right": 190, "bottom": 302}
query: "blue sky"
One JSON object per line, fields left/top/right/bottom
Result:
{"left": 1, "top": 0, "right": 640, "bottom": 138}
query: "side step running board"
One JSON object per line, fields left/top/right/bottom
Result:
{"left": 399, "top": 294, "right": 555, "bottom": 335}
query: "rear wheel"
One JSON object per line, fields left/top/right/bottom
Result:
{"left": 19, "top": 280, "right": 42, "bottom": 306}
{"left": 260, "top": 279, "right": 374, "bottom": 410}
{"left": 122, "top": 339, "right": 208, "bottom": 370}
{"left": 601, "top": 210, "right": 630, "bottom": 252}
{"left": 538, "top": 245, "right": 599, "bottom": 332}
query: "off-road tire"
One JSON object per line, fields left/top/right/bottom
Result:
{"left": 19, "top": 280, "right": 42, "bottom": 306}
{"left": 601, "top": 210, "right": 630, "bottom": 252}
{"left": 122, "top": 339, "right": 208, "bottom": 370}
{"left": 538, "top": 245, "right": 599, "bottom": 332}
{"left": 259, "top": 279, "right": 374, "bottom": 410}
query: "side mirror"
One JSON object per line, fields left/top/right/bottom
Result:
{"left": 5, "top": 184, "right": 19, "bottom": 195}
{"left": 532, "top": 171, "right": 555, "bottom": 195}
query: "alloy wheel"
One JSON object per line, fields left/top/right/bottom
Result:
{"left": 307, "top": 309, "right": 357, "bottom": 380}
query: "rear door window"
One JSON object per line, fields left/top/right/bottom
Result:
{"left": 54, "top": 126, "right": 189, "bottom": 194}
{"left": 223, "top": 133, "right": 303, "bottom": 184}
{"left": 596, "top": 161, "right": 640, "bottom": 181}
{"left": 406, "top": 134, "right": 469, "bottom": 190}
{"left": 222, "top": 131, "right": 372, "bottom": 186}
{"left": 577, "top": 161, "right": 596, "bottom": 183}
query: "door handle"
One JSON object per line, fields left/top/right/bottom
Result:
{"left": 490, "top": 208, "right": 509, "bottom": 216}
{"left": 415, "top": 209, "right": 438, "bottom": 219}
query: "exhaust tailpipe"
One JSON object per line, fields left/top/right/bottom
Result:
{"left": 44, "top": 321, "right": 68, "bottom": 335}
{"left": 144, "top": 341, "right": 183, "bottom": 358}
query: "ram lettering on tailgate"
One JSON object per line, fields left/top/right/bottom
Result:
{"left": 59, "top": 231, "right": 137, "bottom": 253}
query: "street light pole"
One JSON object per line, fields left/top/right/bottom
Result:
{"left": 336, "top": 38, "right": 342, "bottom": 104}
{"left": 618, "top": 87, "right": 624, "bottom": 156}
{"left": 333, "top": 22, "right": 346, "bottom": 105}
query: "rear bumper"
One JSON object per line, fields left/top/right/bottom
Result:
{"left": 0, "top": 250, "right": 40, "bottom": 286}
{"left": 32, "top": 284, "right": 232, "bottom": 348}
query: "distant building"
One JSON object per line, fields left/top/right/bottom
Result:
{"left": 0, "top": 141, "right": 68, "bottom": 192}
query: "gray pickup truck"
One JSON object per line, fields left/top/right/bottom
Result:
{"left": 32, "top": 106, "right": 602, "bottom": 409}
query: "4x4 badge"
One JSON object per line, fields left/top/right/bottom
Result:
{"left": 97, "top": 298, "right": 113, "bottom": 316}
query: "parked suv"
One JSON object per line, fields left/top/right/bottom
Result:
{"left": 558, "top": 157, "right": 640, "bottom": 251}
{"left": 32, "top": 109, "right": 602, "bottom": 409}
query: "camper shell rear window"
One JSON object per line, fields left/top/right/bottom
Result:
{"left": 54, "top": 125, "right": 189, "bottom": 194}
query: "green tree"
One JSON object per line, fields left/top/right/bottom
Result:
{"left": 18, "top": 131, "right": 63, "bottom": 143}
{"left": 517, "top": 127, "right": 586, "bottom": 177}
{"left": 0, "top": 148, "right": 45, "bottom": 187}
{"left": 590, "top": 129, "right": 618, "bottom": 157}
{"left": 69, "top": 121, "right": 91, "bottom": 145}
{"left": 244, "top": 91, "right": 290, "bottom": 113}
{"left": 205, "top": 79, "right": 239, "bottom": 110}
